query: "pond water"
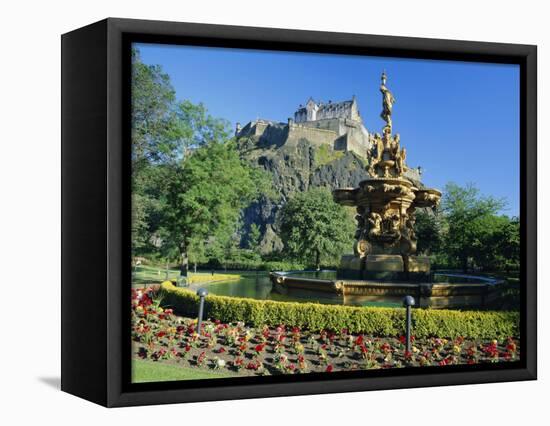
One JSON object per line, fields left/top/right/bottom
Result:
{"left": 186, "top": 270, "right": 501, "bottom": 308}
{"left": 188, "top": 271, "right": 401, "bottom": 307}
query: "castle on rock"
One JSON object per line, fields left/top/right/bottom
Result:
{"left": 236, "top": 96, "right": 372, "bottom": 158}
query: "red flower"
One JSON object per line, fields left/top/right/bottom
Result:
{"left": 483, "top": 342, "right": 499, "bottom": 358}
{"left": 234, "top": 357, "right": 244, "bottom": 369}
{"left": 381, "top": 343, "right": 392, "bottom": 354}
{"left": 196, "top": 351, "right": 206, "bottom": 366}
{"left": 325, "top": 365, "right": 334, "bottom": 373}
{"left": 246, "top": 361, "right": 261, "bottom": 371}
{"left": 156, "top": 331, "right": 166, "bottom": 338}
{"left": 355, "top": 335, "right": 364, "bottom": 346}
{"left": 254, "top": 343, "right": 265, "bottom": 354}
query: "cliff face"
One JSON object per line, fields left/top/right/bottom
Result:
{"left": 239, "top": 136, "right": 370, "bottom": 254}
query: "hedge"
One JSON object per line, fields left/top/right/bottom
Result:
{"left": 159, "top": 281, "right": 519, "bottom": 339}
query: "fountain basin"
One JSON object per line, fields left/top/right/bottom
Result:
{"left": 270, "top": 271, "right": 505, "bottom": 309}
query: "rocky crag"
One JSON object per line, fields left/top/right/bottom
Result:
{"left": 238, "top": 135, "right": 371, "bottom": 254}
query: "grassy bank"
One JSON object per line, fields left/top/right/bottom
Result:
{"left": 132, "top": 359, "right": 235, "bottom": 382}
{"left": 132, "top": 265, "right": 241, "bottom": 286}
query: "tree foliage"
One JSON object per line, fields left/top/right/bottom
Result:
{"left": 162, "top": 140, "right": 269, "bottom": 269}
{"left": 131, "top": 48, "right": 273, "bottom": 270}
{"left": 278, "top": 187, "right": 355, "bottom": 269}
{"left": 432, "top": 182, "right": 518, "bottom": 272}
{"left": 414, "top": 209, "right": 444, "bottom": 255}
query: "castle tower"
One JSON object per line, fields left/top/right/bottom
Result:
{"left": 305, "top": 98, "right": 318, "bottom": 121}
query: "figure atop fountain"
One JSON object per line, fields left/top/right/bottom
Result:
{"left": 368, "top": 73, "right": 407, "bottom": 179}
{"left": 380, "top": 71, "right": 396, "bottom": 132}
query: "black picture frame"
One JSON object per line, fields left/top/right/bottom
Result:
{"left": 61, "top": 17, "right": 537, "bottom": 407}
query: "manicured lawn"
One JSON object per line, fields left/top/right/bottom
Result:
{"left": 132, "top": 265, "right": 240, "bottom": 286}
{"left": 132, "top": 359, "right": 235, "bottom": 382}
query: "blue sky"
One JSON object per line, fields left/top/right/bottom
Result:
{"left": 135, "top": 43, "right": 520, "bottom": 216}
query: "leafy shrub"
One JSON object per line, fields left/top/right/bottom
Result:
{"left": 159, "top": 282, "right": 519, "bottom": 339}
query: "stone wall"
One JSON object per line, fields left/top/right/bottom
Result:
{"left": 343, "top": 125, "right": 370, "bottom": 158}
{"left": 299, "top": 118, "right": 342, "bottom": 134}
{"left": 287, "top": 122, "right": 339, "bottom": 147}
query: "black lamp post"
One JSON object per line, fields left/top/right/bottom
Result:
{"left": 196, "top": 288, "right": 208, "bottom": 336}
{"left": 402, "top": 295, "right": 415, "bottom": 354}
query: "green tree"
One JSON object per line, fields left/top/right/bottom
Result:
{"left": 441, "top": 182, "right": 506, "bottom": 272}
{"left": 163, "top": 140, "right": 269, "bottom": 276}
{"left": 131, "top": 48, "right": 180, "bottom": 172}
{"left": 414, "top": 209, "right": 445, "bottom": 255}
{"left": 132, "top": 48, "right": 230, "bottom": 170}
{"left": 131, "top": 47, "right": 236, "bottom": 261}
{"left": 496, "top": 216, "right": 520, "bottom": 272}
{"left": 476, "top": 215, "right": 520, "bottom": 272}
{"left": 248, "top": 223, "right": 262, "bottom": 250}
{"left": 278, "top": 187, "right": 355, "bottom": 269}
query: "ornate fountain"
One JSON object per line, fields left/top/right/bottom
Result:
{"left": 270, "top": 72, "right": 503, "bottom": 309}
{"left": 333, "top": 72, "right": 441, "bottom": 280}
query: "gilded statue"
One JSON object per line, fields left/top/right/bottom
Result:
{"left": 375, "top": 133, "right": 384, "bottom": 162}
{"left": 387, "top": 213, "right": 401, "bottom": 234}
{"left": 380, "top": 72, "right": 396, "bottom": 129}
{"left": 395, "top": 147, "right": 407, "bottom": 176}
{"left": 400, "top": 215, "right": 418, "bottom": 255}
{"left": 367, "top": 212, "right": 382, "bottom": 238}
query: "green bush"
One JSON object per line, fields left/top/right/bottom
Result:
{"left": 159, "top": 282, "right": 519, "bottom": 339}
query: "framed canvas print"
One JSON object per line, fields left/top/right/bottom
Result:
{"left": 61, "top": 18, "right": 537, "bottom": 407}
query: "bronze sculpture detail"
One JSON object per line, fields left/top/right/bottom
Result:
{"left": 380, "top": 71, "right": 396, "bottom": 131}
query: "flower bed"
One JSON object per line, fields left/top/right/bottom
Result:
{"left": 132, "top": 287, "right": 520, "bottom": 380}
{"left": 159, "top": 281, "right": 519, "bottom": 339}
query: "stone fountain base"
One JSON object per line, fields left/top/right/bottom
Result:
{"left": 338, "top": 254, "right": 430, "bottom": 281}
{"left": 270, "top": 271, "right": 505, "bottom": 309}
